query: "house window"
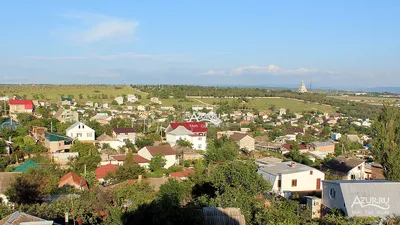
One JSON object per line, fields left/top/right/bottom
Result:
{"left": 198, "top": 144, "right": 202, "bottom": 149}
{"left": 358, "top": 166, "right": 362, "bottom": 170}
{"left": 291, "top": 179, "right": 297, "bottom": 187}
{"left": 278, "top": 180, "right": 281, "bottom": 188}
{"left": 351, "top": 174, "right": 356, "bottom": 180}
{"left": 329, "top": 188, "right": 336, "bottom": 199}
{"left": 87, "top": 133, "right": 92, "bottom": 137}
{"left": 310, "top": 171, "right": 313, "bottom": 175}
{"left": 198, "top": 137, "right": 202, "bottom": 141}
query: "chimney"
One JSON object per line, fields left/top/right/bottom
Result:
{"left": 291, "top": 162, "right": 296, "bottom": 168}
{"left": 138, "top": 175, "right": 142, "bottom": 182}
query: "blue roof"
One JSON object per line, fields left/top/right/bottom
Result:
{"left": 0, "top": 118, "right": 19, "bottom": 130}
{"left": 14, "top": 160, "right": 38, "bottom": 173}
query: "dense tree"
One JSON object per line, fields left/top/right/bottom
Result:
{"left": 115, "top": 181, "right": 156, "bottom": 209}
{"left": 105, "top": 152, "right": 145, "bottom": 184}
{"left": 204, "top": 139, "right": 239, "bottom": 163}
{"left": 70, "top": 141, "right": 98, "bottom": 157}
{"left": 149, "top": 154, "right": 166, "bottom": 172}
{"left": 135, "top": 137, "right": 154, "bottom": 149}
{"left": 175, "top": 138, "right": 193, "bottom": 148}
{"left": 372, "top": 104, "right": 400, "bottom": 181}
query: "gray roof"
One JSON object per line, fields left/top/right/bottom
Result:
{"left": 0, "top": 211, "right": 54, "bottom": 224}
{"left": 325, "top": 180, "right": 400, "bottom": 217}
{"left": 167, "top": 126, "right": 193, "bottom": 135}
{"left": 258, "top": 161, "right": 320, "bottom": 175}
{"left": 312, "top": 141, "right": 335, "bottom": 147}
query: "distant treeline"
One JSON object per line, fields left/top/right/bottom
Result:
{"left": 132, "top": 85, "right": 382, "bottom": 119}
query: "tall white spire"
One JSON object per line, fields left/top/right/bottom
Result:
{"left": 298, "top": 80, "right": 308, "bottom": 93}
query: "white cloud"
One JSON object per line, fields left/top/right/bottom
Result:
{"left": 198, "top": 70, "right": 226, "bottom": 76}
{"left": 61, "top": 13, "right": 138, "bottom": 43}
{"left": 230, "top": 64, "right": 319, "bottom": 75}
{"left": 23, "top": 52, "right": 153, "bottom": 60}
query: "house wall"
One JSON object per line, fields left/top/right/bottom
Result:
{"left": 58, "top": 111, "right": 79, "bottom": 123}
{"left": 239, "top": 136, "right": 255, "bottom": 151}
{"left": 67, "top": 123, "right": 95, "bottom": 141}
{"left": 45, "top": 139, "right": 71, "bottom": 153}
{"left": 346, "top": 163, "right": 365, "bottom": 180}
{"left": 99, "top": 140, "right": 125, "bottom": 150}
{"left": 10, "top": 105, "right": 32, "bottom": 114}
{"left": 321, "top": 182, "right": 347, "bottom": 215}
{"left": 114, "top": 132, "right": 136, "bottom": 144}
{"left": 138, "top": 148, "right": 153, "bottom": 160}
{"left": 61, "top": 100, "right": 71, "bottom": 106}
{"left": 279, "top": 170, "right": 324, "bottom": 194}
{"left": 166, "top": 134, "right": 207, "bottom": 151}
{"left": 315, "top": 145, "right": 335, "bottom": 153}
{"left": 137, "top": 147, "right": 176, "bottom": 169}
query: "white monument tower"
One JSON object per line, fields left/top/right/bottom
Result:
{"left": 298, "top": 80, "right": 308, "bottom": 93}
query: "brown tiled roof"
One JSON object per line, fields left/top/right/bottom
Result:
{"left": 59, "top": 172, "right": 89, "bottom": 190}
{"left": 230, "top": 133, "right": 248, "bottom": 141}
{"left": 170, "top": 169, "right": 195, "bottom": 178}
{"left": 95, "top": 164, "right": 119, "bottom": 179}
{"left": 113, "top": 128, "right": 136, "bottom": 134}
{"left": 282, "top": 144, "right": 308, "bottom": 151}
{"left": 323, "top": 156, "right": 364, "bottom": 173}
{"left": 111, "top": 154, "right": 150, "bottom": 163}
{"left": 146, "top": 145, "right": 176, "bottom": 156}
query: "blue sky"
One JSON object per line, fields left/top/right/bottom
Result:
{"left": 0, "top": 0, "right": 399, "bottom": 88}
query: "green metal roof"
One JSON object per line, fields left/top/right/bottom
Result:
{"left": 62, "top": 97, "right": 73, "bottom": 102}
{"left": 45, "top": 132, "right": 73, "bottom": 142}
{"left": 14, "top": 160, "right": 38, "bottom": 173}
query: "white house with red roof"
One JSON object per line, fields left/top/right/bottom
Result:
{"left": 138, "top": 145, "right": 177, "bottom": 168}
{"left": 9, "top": 100, "right": 34, "bottom": 114}
{"left": 165, "top": 122, "right": 207, "bottom": 150}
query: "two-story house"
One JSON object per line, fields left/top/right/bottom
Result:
{"left": 322, "top": 156, "right": 366, "bottom": 180}
{"left": 165, "top": 122, "right": 207, "bottom": 150}
{"left": 61, "top": 97, "right": 73, "bottom": 106}
{"left": 66, "top": 121, "right": 95, "bottom": 141}
{"left": 127, "top": 94, "right": 138, "bottom": 103}
{"left": 258, "top": 161, "right": 325, "bottom": 198}
{"left": 138, "top": 145, "right": 177, "bottom": 168}
{"left": 44, "top": 132, "right": 74, "bottom": 153}
{"left": 54, "top": 109, "right": 79, "bottom": 123}
{"left": 112, "top": 128, "right": 136, "bottom": 144}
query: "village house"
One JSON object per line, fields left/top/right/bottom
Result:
{"left": 112, "top": 128, "right": 136, "bottom": 144}
{"left": 192, "top": 105, "right": 213, "bottom": 111}
{"left": 101, "top": 154, "right": 150, "bottom": 168}
{"left": 137, "top": 105, "right": 146, "bottom": 111}
{"left": 309, "top": 141, "right": 335, "bottom": 154}
{"left": 85, "top": 101, "right": 94, "bottom": 107}
{"left": 115, "top": 96, "right": 124, "bottom": 105}
{"left": 127, "top": 94, "right": 138, "bottom": 103}
{"left": 150, "top": 97, "right": 162, "bottom": 104}
{"left": 258, "top": 161, "right": 325, "bottom": 198}
{"left": 44, "top": 132, "right": 74, "bottom": 153}
{"left": 96, "top": 133, "right": 125, "bottom": 150}
{"left": 138, "top": 145, "right": 177, "bottom": 168}
{"left": 61, "top": 97, "right": 73, "bottom": 106}
{"left": 165, "top": 122, "right": 207, "bottom": 151}
{"left": 66, "top": 121, "right": 95, "bottom": 141}
{"left": 90, "top": 113, "right": 112, "bottom": 125}
{"left": 230, "top": 133, "right": 255, "bottom": 151}
{"left": 322, "top": 180, "right": 400, "bottom": 217}
{"left": 95, "top": 164, "right": 119, "bottom": 182}
{"left": 280, "top": 144, "right": 308, "bottom": 155}
{"left": 0, "top": 211, "right": 55, "bottom": 224}
{"left": 322, "top": 156, "right": 366, "bottom": 180}
{"left": 58, "top": 172, "right": 89, "bottom": 190}
{"left": 278, "top": 108, "right": 287, "bottom": 116}
{"left": 54, "top": 109, "right": 79, "bottom": 123}
{"left": 9, "top": 100, "right": 34, "bottom": 115}
{"left": 172, "top": 145, "right": 203, "bottom": 161}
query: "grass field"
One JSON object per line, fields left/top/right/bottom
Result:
{"left": 328, "top": 95, "right": 400, "bottom": 105}
{"left": 0, "top": 85, "right": 334, "bottom": 113}
{"left": 0, "top": 85, "right": 148, "bottom": 104}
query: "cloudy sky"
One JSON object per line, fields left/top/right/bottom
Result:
{"left": 0, "top": 1, "right": 399, "bottom": 89}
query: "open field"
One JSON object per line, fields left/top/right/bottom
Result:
{"left": 0, "top": 85, "right": 334, "bottom": 113}
{"left": 161, "top": 97, "right": 335, "bottom": 113}
{"left": 0, "top": 85, "right": 148, "bottom": 104}
{"left": 328, "top": 95, "right": 400, "bottom": 105}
